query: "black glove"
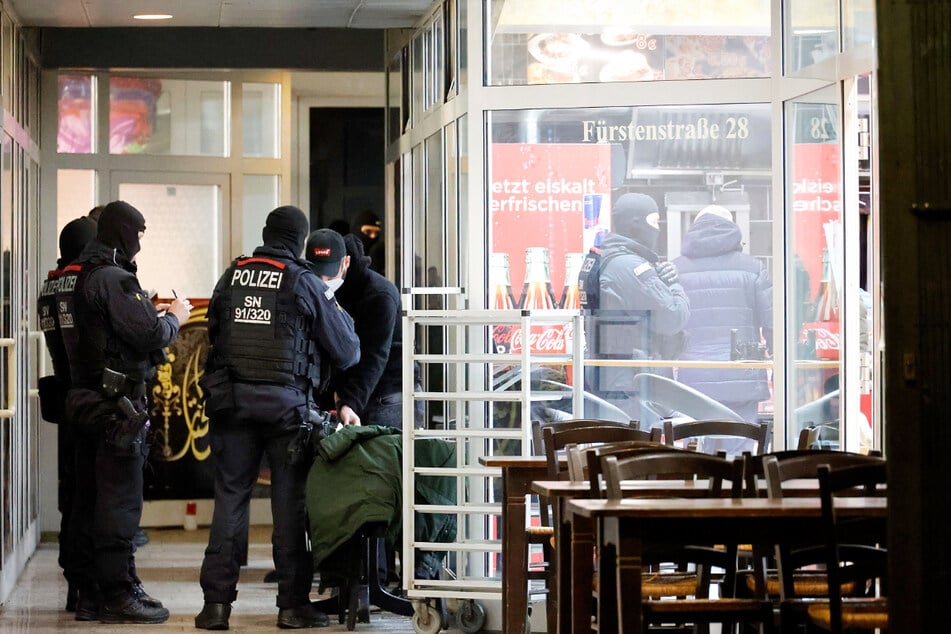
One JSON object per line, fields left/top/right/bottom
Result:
{"left": 655, "top": 261, "right": 679, "bottom": 286}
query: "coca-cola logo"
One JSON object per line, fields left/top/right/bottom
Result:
{"left": 509, "top": 325, "right": 568, "bottom": 354}
{"left": 813, "top": 327, "right": 839, "bottom": 351}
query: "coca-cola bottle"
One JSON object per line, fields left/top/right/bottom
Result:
{"left": 813, "top": 247, "right": 839, "bottom": 322}
{"left": 490, "top": 253, "right": 516, "bottom": 353}
{"left": 520, "top": 247, "right": 557, "bottom": 310}
{"left": 811, "top": 247, "right": 840, "bottom": 359}
{"left": 490, "top": 252, "right": 518, "bottom": 310}
{"left": 559, "top": 252, "right": 583, "bottom": 309}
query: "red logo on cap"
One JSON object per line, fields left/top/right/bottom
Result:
{"left": 312, "top": 247, "right": 332, "bottom": 257}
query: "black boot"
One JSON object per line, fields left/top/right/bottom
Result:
{"left": 74, "top": 587, "right": 101, "bottom": 621}
{"left": 99, "top": 594, "right": 170, "bottom": 624}
{"left": 65, "top": 583, "right": 79, "bottom": 612}
{"left": 277, "top": 603, "right": 330, "bottom": 629}
{"left": 195, "top": 602, "right": 232, "bottom": 630}
{"left": 132, "top": 580, "right": 164, "bottom": 608}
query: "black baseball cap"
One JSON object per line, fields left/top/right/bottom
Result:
{"left": 305, "top": 229, "right": 345, "bottom": 277}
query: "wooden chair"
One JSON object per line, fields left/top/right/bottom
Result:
{"left": 601, "top": 451, "right": 775, "bottom": 634}
{"left": 755, "top": 452, "right": 886, "bottom": 630}
{"left": 797, "top": 425, "right": 822, "bottom": 450}
{"left": 526, "top": 418, "right": 637, "bottom": 632}
{"left": 664, "top": 419, "right": 771, "bottom": 456}
{"left": 807, "top": 462, "right": 888, "bottom": 632}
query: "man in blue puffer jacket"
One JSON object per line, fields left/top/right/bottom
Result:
{"left": 673, "top": 204, "right": 773, "bottom": 454}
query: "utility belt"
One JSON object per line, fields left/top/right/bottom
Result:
{"left": 287, "top": 407, "right": 337, "bottom": 467}
{"left": 100, "top": 367, "right": 151, "bottom": 453}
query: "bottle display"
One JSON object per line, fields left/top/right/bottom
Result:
{"left": 490, "top": 252, "right": 517, "bottom": 353}
{"left": 559, "top": 252, "right": 583, "bottom": 310}
{"left": 520, "top": 247, "right": 557, "bottom": 310}
{"left": 811, "top": 247, "right": 840, "bottom": 360}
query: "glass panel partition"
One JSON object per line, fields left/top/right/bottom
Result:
{"left": 242, "top": 83, "right": 280, "bottom": 158}
{"left": 486, "top": 0, "right": 771, "bottom": 86}
{"left": 786, "top": 0, "right": 839, "bottom": 74}
{"left": 785, "top": 87, "right": 843, "bottom": 449}
{"left": 109, "top": 78, "right": 229, "bottom": 156}
{"left": 57, "top": 75, "right": 95, "bottom": 154}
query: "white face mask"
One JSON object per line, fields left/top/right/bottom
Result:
{"left": 324, "top": 277, "right": 344, "bottom": 293}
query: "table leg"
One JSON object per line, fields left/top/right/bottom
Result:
{"left": 609, "top": 517, "right": 643, "bottom": 634}
{"left": 569, "top": 514, "right": 593, "bottom": 634}
{"left": 501, "top": 467, "right": 536, "bottom": 634}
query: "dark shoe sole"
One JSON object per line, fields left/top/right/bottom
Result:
{"left": 277, "top": 618, "right": 330, "bottom": 629}
{"left": 74, "top": 610, "right": 98, "bottom": 622}
{"left": 100, "top": 610, "right": 170, "bottom": 625}
{"left": 195, "top": 621, "right": 230, "bottom": 630}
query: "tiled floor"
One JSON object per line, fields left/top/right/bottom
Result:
{"left": 0, "top": 527, "right": 417, "bottom": 633}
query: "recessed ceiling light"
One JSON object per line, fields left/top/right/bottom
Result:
{"left": 133, "top": 14, "right": 173, "bottom": 20}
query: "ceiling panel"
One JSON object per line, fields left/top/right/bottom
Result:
{"left": 7, "top": 0, "right": 433, "bottom": 28}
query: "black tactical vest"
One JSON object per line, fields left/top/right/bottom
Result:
{"left": 213, "top": 256, "right": 319, "bottom": 388}
{"left": 38, "top": 268, "right": 71, "bottom": 380}
{"left": 55, "top": 264, "right": 86, "bottom": 386}
{"left": 579, "top": 247, "right": 603, "bottom": 310}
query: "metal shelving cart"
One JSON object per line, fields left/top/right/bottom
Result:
{"left": 401, "top": 291, "right": 583, "bottom": 633}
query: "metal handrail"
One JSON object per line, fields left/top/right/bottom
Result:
{"left": 0, "top": 337, "right": 14, "bottom": 418}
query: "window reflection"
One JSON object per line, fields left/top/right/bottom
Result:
{"left": 486, "top": 0, "right": 771, "bottom": 86}
{"left": 488, "top": 104, "right": 775, "bottom": 431}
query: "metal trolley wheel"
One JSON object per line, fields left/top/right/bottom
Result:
{"left": 451, "top": 599, "right": 486, "bottom": 633}
{"left": 412, "top": 602, "right": 443, "bottom": 634}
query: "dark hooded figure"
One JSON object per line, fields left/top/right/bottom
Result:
{"left": 196, "top": 205, "right": 360, "bottom": 631}
{"left": 307, "top": 231, "right": 410, "bottom": 428}
{"left": 673, "top": 204, "right": 773, "bottom": 454}
{"left": 60, "top": 200, "right": 191, "bottom": 624}
{"left": 578, "top": 192, "right": 689, "bottom": 429}
{"left": 36, "top": 216, "right": 97, "bottom": 613}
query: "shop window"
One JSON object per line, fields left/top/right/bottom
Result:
{"left": 485, "top": 0, "right": 771, "bottom": 86}
{"left": 487, "top": 104, "right": 775, "bottom": 426}
{"left": 786, "top": 0, "right": 839, "bottom": 74}
{"left": 242, "top": 175, "right": 279, "bottom": 255}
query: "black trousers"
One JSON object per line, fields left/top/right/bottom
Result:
{"left": 69, "top": 423, "right": 146, "bottom": 600}
{"left": 57, "top": 422, "right": 76, "bottom": 584}
{"left": 199, "top": 422, "right": 313, "bottom": 608}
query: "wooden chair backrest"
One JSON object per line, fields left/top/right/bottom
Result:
{"left": 542, "top": 424, "right": 656, "bottom": 480}
{"left": 530, "top": 418, "right": 636, "bottom": 456}
{"left": 763, "top": 452, "right": 885, "bottom": 500}
{"left": 602, "top": 451, "right": 743, "bottom": 501}
{"left": 583, "top": 438, "right": 676, "bottom": 498}
{"left": 664, "top": 419, "right": 771, "bottom": 455}
{"left": 797, "top": 425, "right": 821, "bottom": 450}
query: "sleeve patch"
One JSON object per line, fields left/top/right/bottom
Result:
{"left": 633, "top": 262, "right": 653, "bottom": 277}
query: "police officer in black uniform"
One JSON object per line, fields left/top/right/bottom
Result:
{"left": 37, "top": 216, "right": 97, "bottom": 611}
{"left": 61, "top": 200, "right": 191, "bottom": 624}
{"left": 196, "top": 206, "right": 361, "bottom": 630}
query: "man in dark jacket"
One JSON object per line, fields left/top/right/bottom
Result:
{"left": 580, "top": 192, "right": 689, "bottom": 428}
{"left": 196, "top": 206, "right": 361, "bottom": 630}
{"left": 306, "top": 229, "right": 410, "bottom": 428}
{"left": 673, "top": 204, "right": 773, "bottom": 453}
{"left": 62, "top": 201, "right": 191, "bottom": 624}
{"left": 37, "top": 216, "right": 97, "bottom": 612}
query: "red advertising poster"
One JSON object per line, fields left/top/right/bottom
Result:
{"left": 792, "top": 143, "right": 841, "bottom": 298}
{"left": 489, "top": 143, "right": 612, "bottom": 355}
{"left": 792, "top": 142, "right": 842, "bottom": 359}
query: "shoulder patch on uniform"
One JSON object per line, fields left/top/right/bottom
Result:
{"left": 324, "top": 288, "right": 335, "bottom": 301}
{"left": 633, "top": 262, "right": 652, "bottom": 277}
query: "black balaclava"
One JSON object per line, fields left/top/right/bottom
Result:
{"left": 97, "top": 200, "right": 146, "bottom": 260}
{"left": 262, "top": 205, "right": 310, "bottom": 256}
{"left": 352, "top": 210, "right": 381, "bottom": 252}
{"left": 611, "top": 192, "right": 660, "bottom": 251}
{"left": 57, "top": 217, "right": 97, "bottom": 268}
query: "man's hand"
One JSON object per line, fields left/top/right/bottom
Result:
{"left": 167, "top": 297, "right": 192, "bottom": 324}
{"left": 338, "top": 404, "right": 362, "bottom": 426}
{"left": 655, "top": 261, "right": 680, "bottom": 286}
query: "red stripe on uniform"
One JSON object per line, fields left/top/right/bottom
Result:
{"left": 237, "top": 257, "right": 286, "bottom": 269}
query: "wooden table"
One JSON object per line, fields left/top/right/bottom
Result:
{"left": 568, "top": 497, "right": 887, "bottom": 634}
{"left": 478, "top": 455, "right": 550, "bottom": 634}
{"left": 531, "top": 477, "right": 833, "bottom": 634}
